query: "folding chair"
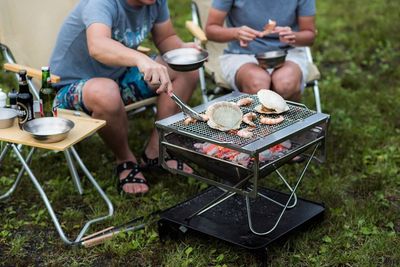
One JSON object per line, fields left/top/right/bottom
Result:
{"left": 0, "top": 0, "right": 155, "bottom": 245}
{"left": 186, "top": 0, "right": 322, "bottom": 113}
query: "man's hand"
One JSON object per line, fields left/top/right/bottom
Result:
{"left": 274, "top": 26, "right": 296, "bottom": 45}
{"left": 136, "top": 55, "right": 173, "bottom": 95}
{"left": 235, "top": 26, "right": 263, "bottom": 47}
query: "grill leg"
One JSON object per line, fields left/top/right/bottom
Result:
{"left": 246, "top": 144, "right": 320, "bottom": 235}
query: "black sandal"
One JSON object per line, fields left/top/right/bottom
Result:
{"left": 116, "top": 161, "right": 148, "bottom": 194}
{"left": 141, "top": 152, "right": 186, "bottom": 172}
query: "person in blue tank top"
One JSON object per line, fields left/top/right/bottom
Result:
{"left": 50, "top": 0, "right": 198, "bottom": 195}
{"left": 205, "top": 0, "right": 316, "bottom": 102}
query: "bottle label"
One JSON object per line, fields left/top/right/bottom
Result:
{"left": 17, "top": 102, "right": 29, "bottom": 125}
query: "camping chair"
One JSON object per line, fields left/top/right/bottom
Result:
{"left": 0, "top": 0, "right": 154, "bottom": 245}
{"left": 185, "top": 0, "right": 322, "bottom": 113}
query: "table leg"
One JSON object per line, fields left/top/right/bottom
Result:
{"left": 0, "top": 145, "right": 35, "bottom": 200}
{"left": 64, "top": 149, "right": 83, "bottom": 195}
{"left": 10, "top": 144, "right": 114, "bottom": 245}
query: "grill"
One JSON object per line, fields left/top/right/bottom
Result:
{"left": 156, "top": 91, "right": 330, "bottom": 239}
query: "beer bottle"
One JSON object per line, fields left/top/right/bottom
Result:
{"left": 16, "top": 70, "right": 34, "bottom": 129}
{"left": 39, "top": 66, "right": 56, "bottom": 117}
{"left": 8, "top": 88, "right": 18, "bottom": 110}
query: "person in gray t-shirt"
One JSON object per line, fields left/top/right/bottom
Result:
{"left": 205, "top": 0, "right": 316, "bottom": 102}
{"left": 50, "top": 0, "right": 198, "bottom": 195}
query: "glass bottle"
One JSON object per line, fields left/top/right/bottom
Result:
{"left": 16, "top": 70, "right": 34, "bottom": 128}
{"left": 39, "top": 66, "right": 56, "bottom": 117}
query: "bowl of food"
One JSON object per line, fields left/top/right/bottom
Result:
{"left": 255, "top": 50, "right": 287, "bottom": 69}
{"left": 23, "top": 117, "right": 75, "bottom": 143}
{"left": 0, "top": 108, "right": 18, "bottom": 129}
{"left": 162, "top": 48, "right": 209, "bottom": 72}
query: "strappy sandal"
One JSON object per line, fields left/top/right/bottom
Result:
{"left": 116, "top": 161, "right": 148, "bottom": 194}
{"left": 141, "top": 152, "right": 186, "bottom": 172}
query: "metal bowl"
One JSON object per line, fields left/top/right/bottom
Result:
{"left": 255, "top": 50, "right": 287, "bottom": 69}
{"left": 0, "top": 108, "right": 18, "bottom": 129}
{"left": 162, "top": 48, "right": 209, "bottom": 72}
{"left": 23, "top": 117, "right": 75, "bottom": 143}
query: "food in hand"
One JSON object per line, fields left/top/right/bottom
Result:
{"left": 262, "top": 19, "right": 276, "bottom": 36}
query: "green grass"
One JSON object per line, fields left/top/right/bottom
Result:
{"left": 1, "top": 0, "right": 400, "bottom": 266}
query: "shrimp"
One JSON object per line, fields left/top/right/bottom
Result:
{"left": 242, "top": 112, "right": 257, "bottom": 127}
{"left": 183, "top": 114, "right": 209, "bottom": 125}
{"left": 236, "top": 97, "right": 253, "bottom": 107}
{"left": 183, "top": 117, "right": 197, "bottom": 125}
{"left": 261, "top": 19, "right": 276, "bottom": 36}
{"left": 259, "top": 115, "right": 284, "bottom": 125}
{"left": 237, "top": 127, "right": 255, "bottom": 138}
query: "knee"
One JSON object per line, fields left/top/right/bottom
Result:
{"left": 180, "top": 70, "right": 199, "bottom": 89}
{"left": 272, "top": 77, "right": 300, "bottom": 100}
{"left": 239, "top": 72, "right": 270, "bottom": 94}
{"left": 86, "top": 80, "right": 122, "bottom": 113}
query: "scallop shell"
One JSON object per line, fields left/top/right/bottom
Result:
{"left": 255, "top": 89, "right": 289, "bottom": 114}
{"left": 206, "top": 101, "right": 243, "bottom": 131}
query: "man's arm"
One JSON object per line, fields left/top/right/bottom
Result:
{"left": 205, "top": 7, "right": 262, "bottom": 47}
{"left": 151, "top": 19, "right": 185, "bottom": 54}
{"left": 274, "top": 16, "right": 316, "bottom": 47}
{"left": 86, "top": 23, "right": 172, "bottom": 94}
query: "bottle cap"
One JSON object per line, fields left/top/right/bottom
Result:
{"left": 41, "top": 66, "right": 50, "bottom": 71}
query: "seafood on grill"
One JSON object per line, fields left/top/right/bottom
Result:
{"left": 236, "top": 127, "right": 255, "bottom": 138}
{"left": 242, "top": 112, "right": 257, "bottom": 127}
{"left": 183, "top": 114, "right": 209, "bottom": 125}
{"left": 254, "top": 89, "right": 289, "bottom": 114}
{"left": 206, "top": 101, "right": 243, "bottom": 131}
{"left": 259, "top": 115, "right": 284, "bottom": 125}
{"left": 236, "top": 97, "right": 253, "bottom": 107}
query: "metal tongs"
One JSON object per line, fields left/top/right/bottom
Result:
{"left": 170, "top": 93, "right": 206, "bottom": 121}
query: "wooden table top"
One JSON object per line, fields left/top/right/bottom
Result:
{"left": 0, "top": 109, "right": 105, "bottom": 151}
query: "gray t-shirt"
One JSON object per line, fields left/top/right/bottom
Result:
{"left": 211, "top": 0, "right": 315, "bottom": 54}
{"left": 50, "top": 0, "right": 169, "bottom": 86}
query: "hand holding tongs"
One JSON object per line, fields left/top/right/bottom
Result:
{"left": 170, "top": 93, "right": 206, "bottom": 122}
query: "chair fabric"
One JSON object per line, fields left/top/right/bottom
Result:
{"left": 0, "top": 0, "right": 79, "bottom": 70}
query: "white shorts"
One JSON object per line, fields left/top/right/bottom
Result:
{"left": 220, "top": 47, "right": 309, "bottom": 92}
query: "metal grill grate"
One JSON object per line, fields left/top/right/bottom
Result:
{"left": 168, "top": 95, "right": 316, "bottom": 146}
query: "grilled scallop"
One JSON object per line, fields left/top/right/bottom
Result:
{"left": 254, "top": 89, "right": 289, "bottom": 114}
{"left": 206, "top": 101, "right": 243, "bottom": 131}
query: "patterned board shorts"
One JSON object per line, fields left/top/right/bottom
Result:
{"left": 54, "top": 66, "right": 157, "bottom": 115}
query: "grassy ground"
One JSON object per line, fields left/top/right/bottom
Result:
{"left": 1, "top": 0, "right": 399, "bottom": 266}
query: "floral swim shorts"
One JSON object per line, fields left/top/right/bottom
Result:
{"left": 54, "top": 67, "right": 157, "bottom": 115}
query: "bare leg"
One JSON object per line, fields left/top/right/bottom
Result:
{"left": 82, "top": 78, "right": 148, "bottom": 194}
{"left": 143, "top": 57, "right": 198, "bottom": 173}
{"left": 235, "top": 63, "right": 271, "bottom": 94}
{"left": 271, "top": 61, "right": 302, "bottom": 102}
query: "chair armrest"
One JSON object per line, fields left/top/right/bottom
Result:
{"left": 3, "top": 63, "right": 61, "bottom": 83}
{"left": 306, "top": 62, "right": 321, "bottom": 83}
{"left": 137, "top": 45, "right": 151, "bottom": 55}
{"left": 185, "top": 21, "right": 208, "bottom": 45}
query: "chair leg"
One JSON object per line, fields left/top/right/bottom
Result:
{"left": 199, "top": 67, "right": 209, "bottom": 103}
{"left": 313, "top": 80, "right": 322, "bottom": 113}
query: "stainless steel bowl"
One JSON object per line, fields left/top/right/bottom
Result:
{"left": 162, "top": 48, "right": 209, "bottom": 72}
{"left": 255, "top": 50, "right": 287, "bottom": 69}
{"left": 23, "top": 117, "right": 75, "bottom": 143}
{"left": 0, "top": 108, "right": 18, "bottom": 129}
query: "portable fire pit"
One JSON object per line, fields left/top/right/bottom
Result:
{"left": 156, "top": 91, "right": 330, "bottom": 250}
